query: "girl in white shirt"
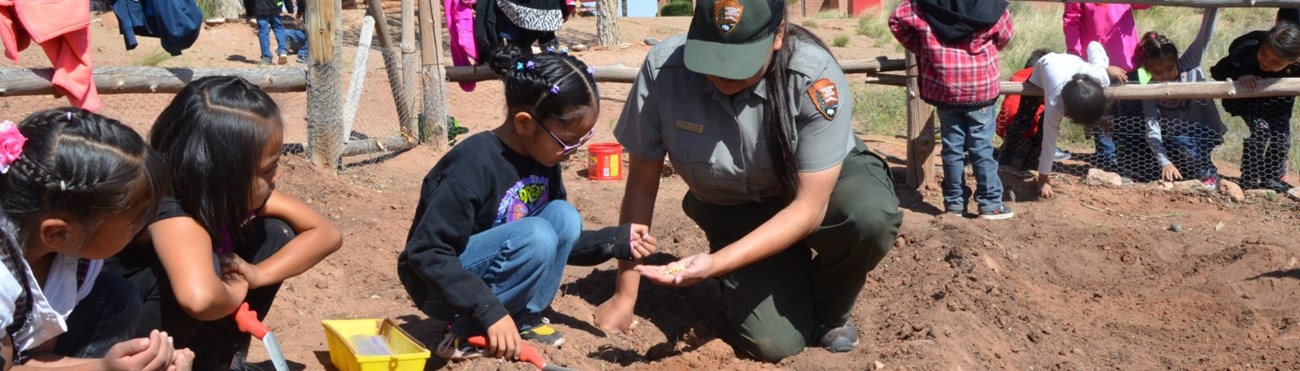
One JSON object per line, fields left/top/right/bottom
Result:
{"left": 0, "top": 108, "right": 191, "bottom": 370}
{"left": 1031, "top": 41, "right": 1113, "bottom": 198}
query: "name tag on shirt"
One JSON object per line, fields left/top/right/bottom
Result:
{"left": 676, "top": 120, "right": 704, "bottom": 134}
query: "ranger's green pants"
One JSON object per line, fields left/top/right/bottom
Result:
{"left": 682, "top": 139, "right": 901, "bottom": 362}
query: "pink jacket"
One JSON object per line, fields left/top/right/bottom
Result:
{"left": 0, "top": 0, "right": 100, "bottom": 111}
{"left": 1062, "top": 2, "right": 1149, "bottom": 73}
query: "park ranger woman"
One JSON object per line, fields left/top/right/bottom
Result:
{"left": 592, "top": 0, "right": 902, "bottom": 362}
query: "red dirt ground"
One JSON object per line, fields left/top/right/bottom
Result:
{"left": 3, "top": 8, "right": 1300, "bottom": 370}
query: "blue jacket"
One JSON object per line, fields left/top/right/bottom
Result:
{"left": 110, "top": 0, "right": 202, "bottom": 56}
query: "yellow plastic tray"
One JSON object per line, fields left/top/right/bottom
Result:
{"left": 322, "top": 319, "right": 430, "bottom": 371}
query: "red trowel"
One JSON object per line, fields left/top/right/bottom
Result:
{"left": 234, "top": 302, "right": 291, "bottom": 371}
{"left": 465, "top": 335, "right": 576, "bottom": 371}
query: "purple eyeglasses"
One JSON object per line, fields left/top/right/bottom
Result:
{"left": 537, "top": 121, "right": 595, "bottom": 156}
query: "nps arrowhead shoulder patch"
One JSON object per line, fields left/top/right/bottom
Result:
{"left": 807, "top": 78, "right": 840, "bottom": 120}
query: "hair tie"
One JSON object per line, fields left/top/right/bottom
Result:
{"left": 0, "top": 120, "right": 26, "bottom": 174}
{"left": 515, "top": 61, "right": 525, "bottom": 71}
{"left": 526, "top": 61, "right": 536, "bottom": 70}
{"left": 549, "top": 84, "right": 561, "bottom": 95}
{"left": 65, "top": 112, "right": 71, "bottom": 120}
{"left": 586, "top": 67, "right": 595, "bottom": 76}
{"left": 59, "top": 180, "right": 66, "bottom": 191}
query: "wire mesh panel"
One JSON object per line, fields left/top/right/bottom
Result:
{"left": 993, "top": 93, "right": 1299, "bottom": 193}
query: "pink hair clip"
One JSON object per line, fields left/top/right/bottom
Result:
{"left": 0, "top": 120, "right": 27, "bottom": 174}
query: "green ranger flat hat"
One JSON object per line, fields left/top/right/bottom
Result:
{"left": 685, "top": 0, "right": 785, "bottom": 80}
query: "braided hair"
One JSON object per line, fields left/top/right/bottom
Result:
{"left": 0, "top": 108, "right": 168, "bottom": 246}
{"left": 1136, "top": 31, "right": 1178, "bottom": 66}
{"left": 487, "top": 44, "right": 600, "bottom": 126}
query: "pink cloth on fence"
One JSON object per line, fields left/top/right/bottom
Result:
{"left": 447, "top": 0, "right": 478, "bottom": 92}
{"left": 0, "top": 0, "right": 100, "bottom": 111}
{"left": 1062, "top": 2, "right": 1149, "bottom": 73}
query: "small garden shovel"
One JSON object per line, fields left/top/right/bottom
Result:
{"left": 234, "top": 302, "right": 290, "bottom": 371}
{"left": 466, "top": 335, "right": 576, "bottom": 371}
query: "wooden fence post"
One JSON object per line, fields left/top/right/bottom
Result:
{"left": 419, "top": 0, "right": 449, "bottom": 150}
{"left": 307, "top": 0, "right": 344, "bottom": 170}
{"left": 904, "top": 51, "right": 937, "bottom": 191}
{"left": 399, "top": 0, "right": 421, "bottom": 140}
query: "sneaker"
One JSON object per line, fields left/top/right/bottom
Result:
{"left": 1054, "top": 149, "right": 1072, "bottom": 162}
{"left": 1201, "top": 176, "right": 1219, "bottom": 191}
{"left": 259, "top": 57, "right": 273, "bottom": 66}
{"left": 979, "top": 205, "right": 1015, "bottom": 220}
{"left": 817, "top": 320, "right": 859, "bottom": 353}
{"left": 434, "top": 334, "right": 484, "bottom": 361}
{"left": 1265, "top": 179, "right": 1293, "bottom": 193}
{"left": 519, "top": 318, "right": 565, "bottom": 347}
{"left": 296, "top": 54, "right": 309, "bottom": 64}
{"left": 277, "top": 51, "right": 288, "bottom": 65}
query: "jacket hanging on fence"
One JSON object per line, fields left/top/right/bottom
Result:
{"left": 110, "top": 0, "right": 202, "bottom": 56}
{"left": 0, "top": 0, "right": 100, "bottom": 111}
{"left": 448, "top": 0, "right": 478, "bottom": 92}
{"left": 913, "top": 0, "right": 1007, "bottom": 43}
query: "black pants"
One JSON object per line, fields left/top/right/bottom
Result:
{"left": 1241, "top": 115, "right": 1293, "bottom": 185}
{"left": 997, "top": 94, "right": 1044, "bottom": 172}
{"left": 123, "top": 218, "right": 294, "bottom": 370}
{"left": 53, "top": 273, "right": 141, "bottom": 358}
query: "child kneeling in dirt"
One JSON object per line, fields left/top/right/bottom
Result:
{"left": 105, "top": 76, "right": 343, "bottom": 370}
{"left": 397, "top": 45, "right": 655, "bottom": 361}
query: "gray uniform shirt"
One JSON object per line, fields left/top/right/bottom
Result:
{"left": 615, "top": 35, "right": 855, "bottom": 205}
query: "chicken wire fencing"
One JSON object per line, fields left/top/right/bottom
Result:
{"left": 994, "top": 93, "right": 1299, "bottom": 193}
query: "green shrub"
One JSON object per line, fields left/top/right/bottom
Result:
{"left": 659, "top": 1, "right": 693, "bottom": 17}
{"left": 832, "top": 35, "right": 850, "bottom": 47}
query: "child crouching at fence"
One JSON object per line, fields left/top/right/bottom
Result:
{"left": 1, "top": 108, "right": 193, "bottom": 370}
{"left": 890, "top": 0, "right": 1015, "bottom": 218}
{"left": 997, "top": 49, "right": 1051, "bottom": 178}
{"left": 1110, "top": 9, "right": 1223, "bottom": 187}
{"left": 397, "top": 45, "right": 655, "bottom": 362}
{"left": 1210, "top": 21, "right": 1300, "bottom": 192}
{"left": 1030, "top": 41, "right": 1113, "bottom": 198}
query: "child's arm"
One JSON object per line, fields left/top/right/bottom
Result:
{"left": 1062, "top": 3, "right": 1084, "bottom": 57}
{"left": 149, "top": 218, "right": 250, "bottom": 320}
{"left": 1142, "top": 100, "right": 1178, "bottom": 179}
{"left": 1180, "top": 8, "right": 1219, "bottom": 72}
{"left": 233, "top": 191, "right": 342, "bottom": 289}
{"left": 887, "top": 0, "right": 920, "bottom": 53}
{"left": 1036, "top": 104, "right": 1062, "bottom": 197}
{"left": 991, "top": 9, "right": 1013, "bottom": 51}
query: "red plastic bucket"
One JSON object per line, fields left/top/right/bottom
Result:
{"left": 586, "top": 142, "right": 624, "bottom": 180}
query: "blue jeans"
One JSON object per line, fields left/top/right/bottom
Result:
{"left": 257, "top": 16, "right": 288, "bottom": 60}
{"left": 1092, "top": 127, "right": 1117, "bottom": 170}
{"left": 450, "top": 200, "right": 581, "bottom": 336}
{"left": 938, "top": 105, "right": 1004, "bottom": 214}
{"left": 1165, "top": 123, "right": 1221, "bottom": 180}
{"left": 284, "top": 28, "right": 309, "bottom": 60}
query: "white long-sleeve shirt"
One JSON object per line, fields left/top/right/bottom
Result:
{"left": 1031, "top": 41, "right": 1112, "bottom": 175}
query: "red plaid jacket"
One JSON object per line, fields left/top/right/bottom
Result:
{"left": 890, "top": 0, "right": 1013, "bottom": 107}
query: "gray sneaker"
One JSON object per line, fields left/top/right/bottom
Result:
{"left": 979, "top": 205, "right": 1015, "bottom": 220}
{"left": 817, "top": 320, "right": 859, "bottom": 353}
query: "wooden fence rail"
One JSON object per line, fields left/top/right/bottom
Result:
{"left": 1023, "top": 0, "right": 1299, "bottom": 7}
{"left": 444, "top": 58, "right": 910, "bottom": 83}
{"left": 0, "top": 67, "right": 306, "bottom": 96}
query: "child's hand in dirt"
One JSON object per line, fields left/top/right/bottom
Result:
{"left": 594, "top": 296, "right": 638, "bottom": 335}
{"left": 167, "top": 348, "right": 194, "bottom": 371}
{"left": 101, "top": 330, "right": 177, "bottom": 371}
{"left": 1038, "top": 175, "right": 1054, "bottom": 199}
{"left": 629, "top": 224, "right": 657, "bottom": 260}
{"left": 485, "top": 316, "right": 522, "bottom": 360}
{"left": 1238, "top": 75, "right": 1260, "bottom": 91}
{"left": 635, "top": 253, "right": 713, "bottom": 287}
{"left": 1107, "top": 66, "right": 1128, "bottom": 85}
{"left": 1161, "top": 164, "right": 1183, "bottom": 181}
